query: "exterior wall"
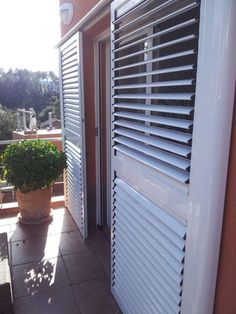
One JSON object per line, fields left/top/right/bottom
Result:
{"left": 60, "top": 0, "right": 101, "bottom": 37}
{"left": 214, "top": 90, "right": 236, "bottom": 314}
{"left": 82, "top": 14, "right": 110, "bottom": 216}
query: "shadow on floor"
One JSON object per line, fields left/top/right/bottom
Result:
{"left": 0, "top": 208, "right": 121, "bottom": 314}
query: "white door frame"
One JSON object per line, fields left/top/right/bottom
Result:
{"left": 94, "top": 28, "right": 111, "bottom": 227}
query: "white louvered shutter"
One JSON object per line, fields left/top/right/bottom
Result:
{"left": 111, "top": 0, "right": 200, "bottom": 313}
{"left": 59, "top": 33, "right": 87, "bottom": 238}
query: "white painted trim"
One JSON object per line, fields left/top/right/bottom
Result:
{"left": 58, "top": 45, "right": 67, "bottom": 204}
{"left": 56, "top": 0, "right": 111, "bottom": 48}
{"left": 182, "top": 0, "right": 236, "bottom": 313}
{"left": 79, "top": 32, "right": 88, "bottom": 239}
{"left": 105, "top": 38, "right": 111, "bottom": 228}
{"left": 94, "top": 29, "right": 111, "bottom": 227}
{"left": 94, "top": 35, "right": 101, "bottom": 226}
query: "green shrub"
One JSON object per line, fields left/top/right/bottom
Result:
{"left": 1, "top": 140, "right": 67, "bottom": 193}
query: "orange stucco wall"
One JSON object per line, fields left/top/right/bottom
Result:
{"left": 214, "top": 90, "right": 236, "bottom": 313}
{"left": 60, "top": 0, "right": 101, "bottom": 37}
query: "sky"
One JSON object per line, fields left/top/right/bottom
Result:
{"left": 0, "top": 0, "right": 60, "bottom": 75}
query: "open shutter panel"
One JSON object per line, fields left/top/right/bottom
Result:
{"left": 112, "top": 0, "right": 200, "bottom": 185}
{"left": 111, "top": 0, "right": 201, "bottom": 313}
{"left": 59, "top": 33, "right": 87, "bottom": 238}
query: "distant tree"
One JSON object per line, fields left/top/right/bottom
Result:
{"left": 38, "top": 95, "right": 60, "bottom": 123}
{"left": 50, "top": 95, "right": 60, "bottom": 119}
{"left": 0, "top": 69, "right": 59, "bottom": 114}
{"left": 0, "top": 109, "right": 17, "bottom": 140}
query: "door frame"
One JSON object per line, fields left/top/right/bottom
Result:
{"left": 94, "top": 28, "right": 111, "bottom": 227}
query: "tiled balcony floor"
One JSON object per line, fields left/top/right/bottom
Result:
{"left": 0, "top": 208, "right": 121, "bottom": 314}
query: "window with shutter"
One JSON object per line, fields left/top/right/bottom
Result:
{"left": 112, "top": 0, "right": 200, "bottom": 186}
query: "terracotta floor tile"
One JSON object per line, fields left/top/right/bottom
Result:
{"left": 10, "top": 222, "right": 51, "bottom": 242}
{"left": 48, "top": 213, "right": 77, "bottom": 235}
{"left": 11, "top": 234, "right": 61, "bottom": 266}
{"left": 12, "top": 257, "right": 70, "bottom": 298}
{"left": 87, "top": 229, "right": 111, "bottom": 277}
{"left": 63, "top": 251, "right": 105, "bottom": 285}
{"left": 73, "top": 278, "right": 121, "bottom": 314}
{"left": 0, "top": 208, "right": 121, "bottom": 313}
{"left": 51, "top": 207, "right": 69, "bottom": 216}
{"left": 14, "top": 287, "right": 80, "bottom": 314}
{"left": 10, "top": 213, "right": 76, "bottom": 242}
{"left": 59, "top": 230, "right": 89, "bottom": 256}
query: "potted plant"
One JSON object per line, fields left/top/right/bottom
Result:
{"left": 1, "top": 140, "right": 67, "bottom": 224}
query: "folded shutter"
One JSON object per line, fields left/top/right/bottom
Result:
{"left": 59, "top": 32, "right": 87, "bottom": 238}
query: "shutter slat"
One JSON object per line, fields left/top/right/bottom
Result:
{"left": 113, "top": 103, "right": 194, "bottom": 115}
{"left": 114, "top": 120, "right": 192, "bottom": 143}
{"left": 62, "top": 72, "right": 78, "bottom": 81}
{"left": 113, "top": 1, "right": 198, "bottom": 44}
{"left": 115, "top": 216, "right": 183, "bottom": 278}
{"left": 113, "top": 35, "right": 196, "bottom": 62}
{"left": 114, "top": 50, "right": 195, "bottom": 72}
{"left": 63, "top": 84, "right": 79, "bottom": 90}
{"left": 113, "top": 0, "right": 193, "bottom": 34}
{"left": 114, "top": 93, "right": 194, "bottom": 101}
{"left": 114, "top": 79, "right": 194, "bottom": 89}
{"left": 61, "top": 40, "right": 77, "bottom": 57}
{"left": 64, "top": 99, "right": 79, "bottom": 105}
{"left": 114, "top": 230, "right": 182, "bottom": 295}
{"left": 62, "top": 52, "right": 77, "bottom": 65}
{"left": 113, "top": 0, "right": 179, "bottom": 35}
{"left": 115, "top": 259, "right": 176, "bottom": 313}
{"left": 64, "top": 112, "right": 81, "bottom": 122}
{"left": 115, "top": 195, "right": 185, "bottom": 264}
{"left": 113, "top": 65, "right": 194, "bottom": 81}
{"left": 114, "top": 111, "right": 193, "bottom": 129}
{"left": 114, "top": 18, "right": 197, "bottom": 53}
{"left": 114, "top": 178, "right": 187, "bottom": 238}
{"left": 114, "top": 144, "right": 190, "bottom": 184}
{"left": 114, "top": 128, "right": 191, "bottom": 157}
{"left": 114, "top": 244, "right": 182, "bottom": 309}
{"left": 63, "top": 95, "right": 79, "bottom": 101}
{"left": 114, "top": 185, "right": 185, "bottom": 250}
{"left": 62, "top": 59, "right": 78, "bottom": 71}
{"left": 114, "top": 144, "right": 189, "bottom": 184}
{"left": 114, "top": 136, "right": 190, "bottom": 171}
{"left": 65, "top": 107, "right": 80, "bottom": 116}
{"left": 63, "top": 78, "right": 79, "bottom": 85}
{"left": 63, "top": 89, "right": 79, "bottom": 95}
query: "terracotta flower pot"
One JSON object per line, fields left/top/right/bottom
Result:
{"left": 16, "top": 188, "right": 52, "bottom": 224}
